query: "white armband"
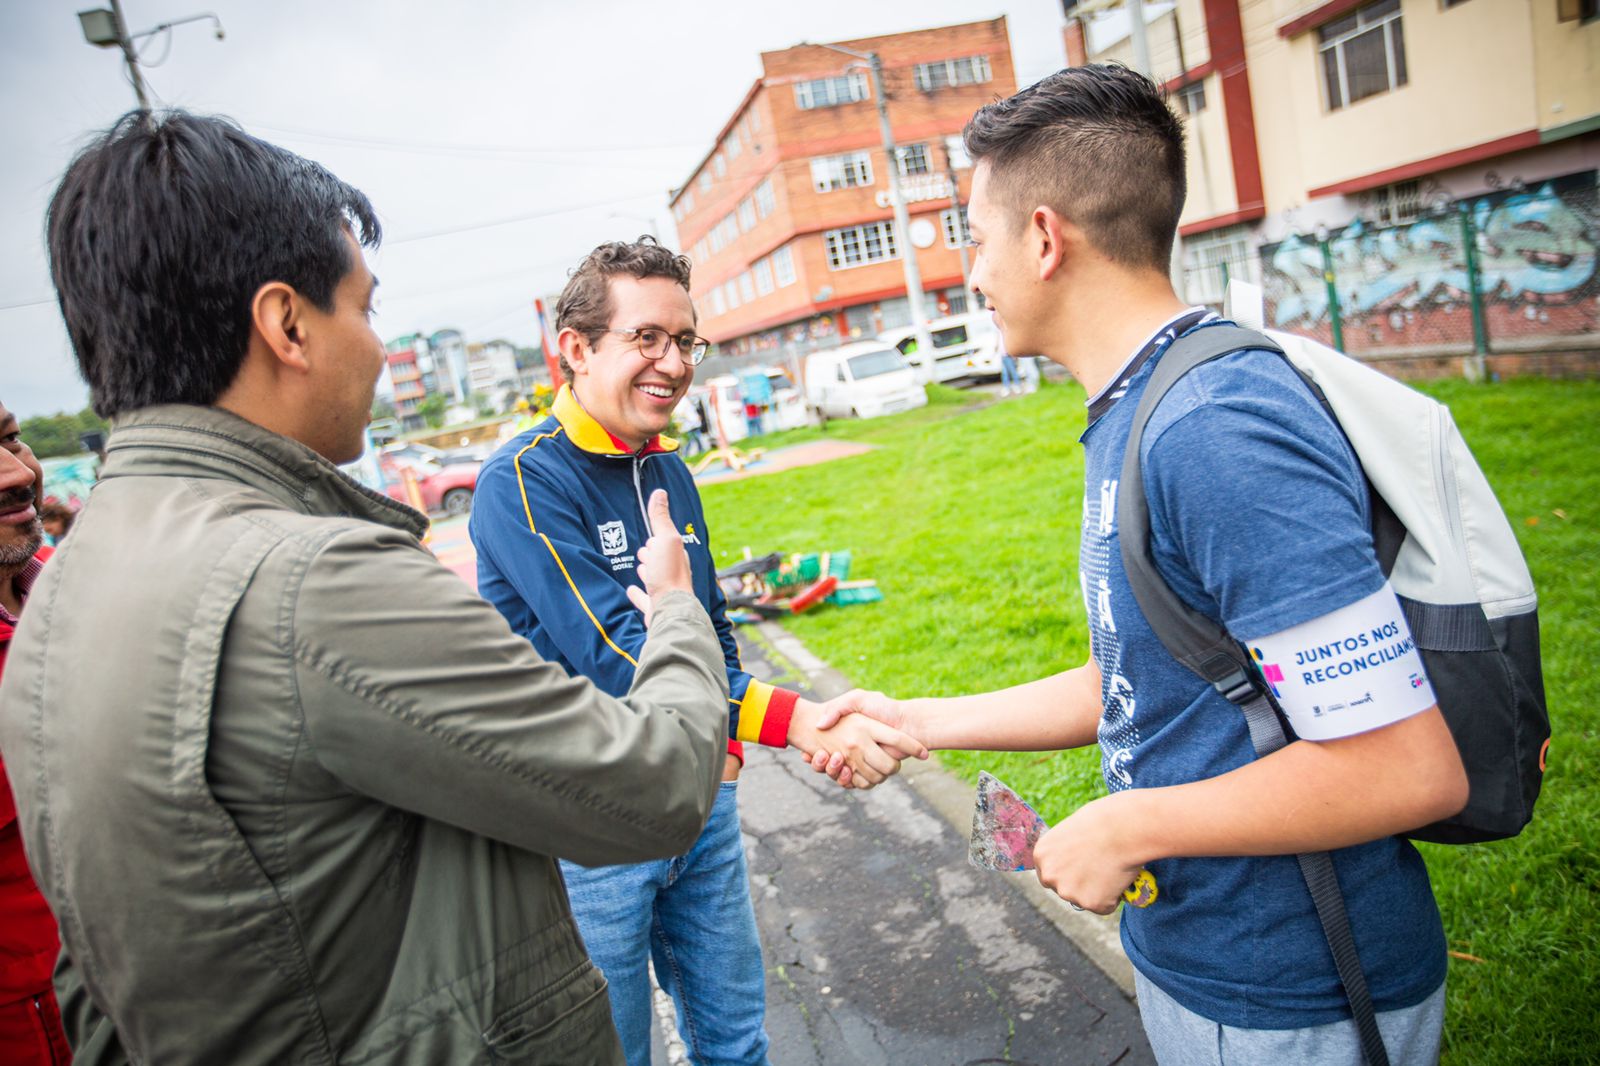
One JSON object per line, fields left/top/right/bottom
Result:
{"left": 1245, "top": 582, "right": 1436, "bottom": 741}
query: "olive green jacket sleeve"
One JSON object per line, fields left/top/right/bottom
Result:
{"left": 54, "top": 949, "right": 127, "bottom": 1066}
{"left": 288, "top": 526, "right": 729, "bottom": 866}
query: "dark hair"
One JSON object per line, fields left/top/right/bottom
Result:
{"left": 554, "top": 236, "right": 693, "bottom": 381}
{"left": 46, "top": 110, "right": 381, "bottom": 418}
{"left": 963, "top": 64, "right": 1186, "bottom": 273}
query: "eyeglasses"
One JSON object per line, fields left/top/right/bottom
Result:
{"left": 599, "top": 328, "right": 710, "bottom": 366}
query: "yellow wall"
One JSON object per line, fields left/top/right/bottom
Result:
{"left": 1531, "top": 1, "right": 1600, "bottom": 134}
{"left": 1244, "top": 0, "right": 1547, "bottom": 211}
{"left": 1181, "top": 74, "right": 1240, "bottom": 224}
{"left": 1087, "top": 0, "right": 1212, "bottom": 82}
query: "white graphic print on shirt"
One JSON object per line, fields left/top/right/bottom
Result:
{"left": 1083, "top": 477, "right": 1137, "bottom": 792}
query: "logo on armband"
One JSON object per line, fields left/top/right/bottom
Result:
{"left": 1251, "top": 647, "right": 1285, "bottom": 698}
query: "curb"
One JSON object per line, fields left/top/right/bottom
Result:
{"left": 751, "top": 620, "right": 1138, "bottom": 1000}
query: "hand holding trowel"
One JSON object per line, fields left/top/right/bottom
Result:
{"left": 968, "top": 771, "right": 1158, "bottom": 909}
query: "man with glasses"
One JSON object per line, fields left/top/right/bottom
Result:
{"left": 469, "top": 237, "right": 923, "bottom": 1065}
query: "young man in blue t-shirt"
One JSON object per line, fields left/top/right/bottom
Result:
{"left": 810, "top": 66, "right": 1468, "bottom": 1063}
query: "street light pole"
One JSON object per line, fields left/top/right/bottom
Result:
{"left": 78, "top": 1, "right": 225, "bottom": 112}
{"left": 943, "top": 142, "right": 973, "bottom": 311}
{"left": 803, "top": 41, "right": 936, "bottom": 380}
{"left": 108, "top": 0, "right": 149, "bottom": 110}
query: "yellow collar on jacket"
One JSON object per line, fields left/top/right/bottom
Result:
{"left": 552, "top": 384, "right": 680, "bottom": 456}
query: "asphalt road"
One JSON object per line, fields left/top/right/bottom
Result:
{"left": 690, "top": 626, "right": 1155, "bottom": 1066}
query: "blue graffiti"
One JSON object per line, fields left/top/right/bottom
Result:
{"left": 1264, "top": 181, "right": 1599, "bottom": 329}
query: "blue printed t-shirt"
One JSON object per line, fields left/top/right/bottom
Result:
{"left": 1079, "top": 312, "right": 1446, "bottom": 1029}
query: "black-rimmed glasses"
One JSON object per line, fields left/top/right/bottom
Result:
{"left": 599, "top": 328, "right": 710, "bottom": 366}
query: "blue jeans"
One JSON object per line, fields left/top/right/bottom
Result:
{"left": 561, "top": 782, "right": 770, "bottom": 1066}
{"left": 1000, "top": 354, "right": 1020, "bottom": 390}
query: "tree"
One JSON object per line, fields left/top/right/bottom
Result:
{"left": 416, "top": 395, "right": 448, "bottom": 429}
{"left": 20, "top": 405, "right": 110, "bottom": 458}
{"left": 370, "top": 396, "right": 396, "bottom": 421}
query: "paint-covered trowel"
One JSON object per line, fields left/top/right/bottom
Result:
{"left": 967, "top": 771, "right": 1158, "bottom": 908}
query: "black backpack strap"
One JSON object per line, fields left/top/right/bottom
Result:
{"left": 1117, "top": 323, "right": 1392, "bottom": 1066}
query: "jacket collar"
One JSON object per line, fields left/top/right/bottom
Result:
{"left": 101, "top": 405, "right": 428, "bottom": 538}
{"left": 552, "top": 384, "right": 679, "bottom": 457}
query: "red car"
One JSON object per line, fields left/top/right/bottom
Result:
{"left": 379, "top": 456, "right": 479, "bottom": 516}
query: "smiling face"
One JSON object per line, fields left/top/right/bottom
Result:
{"left": 568, "top": 275, "right": 696, "bottom": 449}
{"left": 967, "top": 161, "right": 1044, "bottom": 360}
{"left": 0, "top": 400, "right": 45, "bottom": 570}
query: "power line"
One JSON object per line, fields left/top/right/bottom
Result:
{"left": 247, "top": 122, "right": 702, "bottom": 161}
{"left": 0, "top": 296, "right": 57, "bottom": 313}
{"left": 387, "top": 189, "right": 664, "bottom": 245}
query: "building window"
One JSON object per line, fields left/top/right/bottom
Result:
{"left": 795, "top": 72, "right": 869, "bottom": 110}
{"left": 944, "top": 135, "right": 971, "bottom": 170}
{"left": 754, "top": 177, "right": 776, "bottom": 218}
{"left": 1177, "top": 80, "right": 1206, "bottom": 115}
{"left": 699, "top": 170, "right": 713, "bottom": 191}
{"left": 754, "top": 258, "right": 774, "bottom": 295}
{"left": 914, "top": 55, "right": 992, "bottom": 92}
{"left": 1181, "top": 226, "right": 1259, "bottom": 306}
{"left": 894, "top": 143, "right": 931, "bottom": 177}
{"left": 825, "top": 221, "right": 899, "bottom": 269}
{"left": 773, "top": 245, "right": 796, "bottom": 287}
{"left": 1318, "top": 0, "right": 1407, "bottom": 111}
{"left": 726, "top": 134, "right": 742, "bottom": 161}
{"left": 713, "top": 153, "right": 727, "bottom": 178}
{"left": 940, "top": 207, "right": 971, "bottom": 248}
{"left": 737, "top": 197, "right": 757, "bottom": 232}
{"left": 724, "top": 280, "right": 740, "bottom": 310}
{"left": 709, "top": 287, "right": 727, "bottom": 316}
{"left": 738, "top": 272, "right": 756, "bottom": 303}
{"left": 1369, "top": 179, "right": 1423, "bottom": 226}
{"left": 678, "top": 189, "right": 694, "bottom": 216}
{"left": 811, "top": 150, "right": 874, "bottom": 193}
{"left": 708, "top": 214, "right": 740, "bottom": 254}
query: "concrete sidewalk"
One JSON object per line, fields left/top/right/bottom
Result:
{"left": 680, "top": 623, "right": 1154, "bottom": 1066}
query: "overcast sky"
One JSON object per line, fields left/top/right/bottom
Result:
{"left": 1, "top": 0, "right": 1069, "bottom": 419}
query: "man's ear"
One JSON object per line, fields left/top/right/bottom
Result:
{"left": 250, "top": 282, "right": 311, "bottom": 372}
{"left": 558, "top": 326, "right": 591, "bottom": 376}
{"left": 1033, "top": 206, "right": 1071, "bottom": 283}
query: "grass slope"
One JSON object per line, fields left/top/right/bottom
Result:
{"left": 700, "top": 376, "right": 1599, "bottom": 1065}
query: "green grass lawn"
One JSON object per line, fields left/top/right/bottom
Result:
{"left": 701, "top": 375, "right": 1599, "bottom": 1066}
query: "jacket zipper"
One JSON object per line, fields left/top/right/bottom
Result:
{"left": 631, "top": 452, "right": 651, "bottom": 527}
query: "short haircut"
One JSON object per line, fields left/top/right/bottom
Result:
{"left": 46, "top": 110, "right": 381, "bottom": 418}
{"left": 963, "top": 64, "right": 1186, "bottom": 273}
{"left": 554, "top": 237, "right": 693, "bottom": 382}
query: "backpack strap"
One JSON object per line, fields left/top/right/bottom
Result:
{"left": 1117, "top": 323, "right": 1392, "bottom": 1066}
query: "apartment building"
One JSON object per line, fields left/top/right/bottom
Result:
{"left": 1071, "top": 0, "right": 1599, "bottom": 371}
{"left": 670, "top": 18, "right": 1018, "bottom": 359}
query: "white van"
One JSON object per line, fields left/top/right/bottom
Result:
{"left": 879, "top": 312, "right": 1004, "bottom": 383}
{"left": 802, "top": 342, "right": 928, "bottom": 420}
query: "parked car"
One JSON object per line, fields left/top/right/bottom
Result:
{"left": 379, "top": 454, "right": 480, "bottom": 516}
{"left": 801, "top": 342, "right": 928, "bottom": 420}
{"left": 382, "top": 439, "right": 495, "bottom": 469}
{"left": 878, "top": 312, "right": 1004, "bottom": 383}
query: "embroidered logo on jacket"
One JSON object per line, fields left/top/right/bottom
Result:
{"left": 598, "top": 521, "right": 628, "bottom": 556}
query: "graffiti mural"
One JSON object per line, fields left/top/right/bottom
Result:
{"left": 1260, "top": 172, "right": 1599, "bottom": 354}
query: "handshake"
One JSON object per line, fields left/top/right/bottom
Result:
{"left": 789, "top": 689, "right": 921, "bottom": 791}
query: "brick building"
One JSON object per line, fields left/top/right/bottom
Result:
{"left": 670, "top": 18, "right": 1018, "bottom": 361}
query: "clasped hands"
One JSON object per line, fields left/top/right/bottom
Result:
{"left": 802, "top": 689, "right": 1148, "bottom": 913}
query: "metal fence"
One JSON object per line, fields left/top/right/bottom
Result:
{"left": 1181, "top": 173, "right": 1600, "bottom": 375}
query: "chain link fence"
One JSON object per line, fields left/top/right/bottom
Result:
{"left": 1182, "top": 173, "right": 1600, "bottom": 376}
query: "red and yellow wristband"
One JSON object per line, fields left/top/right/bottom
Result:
{"left": 735, "top": 680, "right": 798, "bottom": 749}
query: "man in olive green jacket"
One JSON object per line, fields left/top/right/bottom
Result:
{"left": 0, "top": 111, "right": 731, "bottom": 1064}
